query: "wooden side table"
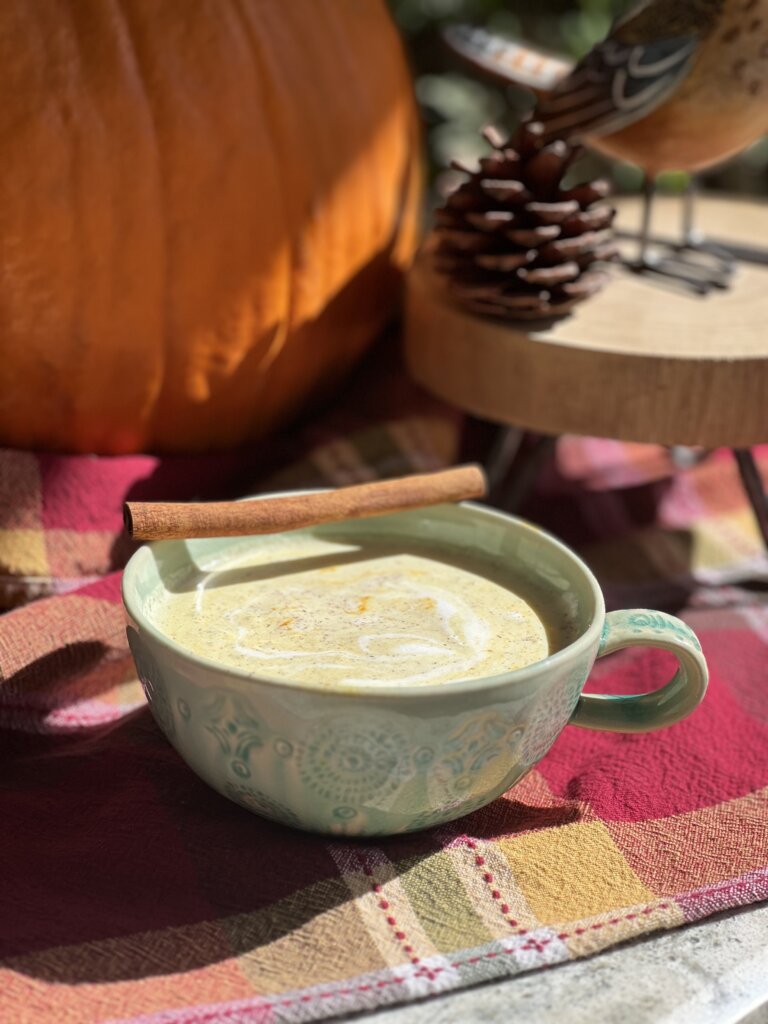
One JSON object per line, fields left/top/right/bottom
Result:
{"left": 404, "top": 195, "right": 768, "bottom": 543}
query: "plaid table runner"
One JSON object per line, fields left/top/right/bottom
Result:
{"left": 2, "top": 349, "right": 767, "bottom": 1023}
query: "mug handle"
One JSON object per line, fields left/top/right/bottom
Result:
{"left": 569, "top": 609, "right": 708, "bottom": 732}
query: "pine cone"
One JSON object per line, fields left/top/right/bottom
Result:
{"left": 430, "top": 121, "right": 617, "bottom": 322}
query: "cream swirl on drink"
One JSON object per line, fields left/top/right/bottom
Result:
{"left": 153, "top": 536, "right": 550, "bottom": 686}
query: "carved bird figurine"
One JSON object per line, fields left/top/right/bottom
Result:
{"left": 445, "top": 0, "right": 768, "bottom": 291}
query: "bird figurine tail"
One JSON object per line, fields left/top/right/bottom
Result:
{"left": 443, "top": 24, "right": 574, "bottom": 94}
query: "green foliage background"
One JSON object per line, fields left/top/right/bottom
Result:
{"left": 389, "top": 0, "right": 768, "bottom": 200}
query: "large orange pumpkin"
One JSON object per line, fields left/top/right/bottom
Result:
{"left": 0, "top": 0, "right": 421, "bottom": 454}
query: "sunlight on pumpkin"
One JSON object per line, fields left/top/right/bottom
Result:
{"left": 181, "top": 239, "right": 293, "bottom": 405}
{"left": 287, "top": 95, "right": 419, "bottom": 328}
{"left": 181, "top": 93, "right": 421, "bottom": 405}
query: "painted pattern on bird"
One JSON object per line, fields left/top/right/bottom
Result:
{"left": 445, "top": 0, "right": 768, "bottom": 175}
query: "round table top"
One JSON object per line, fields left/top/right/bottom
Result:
{"left": 404, "top": 195, "right": 768, "bottom": 448}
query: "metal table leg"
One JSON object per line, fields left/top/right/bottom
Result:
{"left": 460, "top": 420, "right": 557, "bottom": 512}
{"left": 483, "top": 429, "right": 557, "bottom": 512}
{"left": 484, "top": 427, "right": 525, "bottom": 503}
{"left": 733, "top": 448, "right": 768, "bottom": 551}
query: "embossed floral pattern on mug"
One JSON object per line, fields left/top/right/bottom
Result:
{"left": 297, "top": 715, "right": 412, "bottom": 806}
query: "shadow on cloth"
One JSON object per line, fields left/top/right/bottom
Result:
{"left": 2, "top": 706, "right": 583, "bottom": 984}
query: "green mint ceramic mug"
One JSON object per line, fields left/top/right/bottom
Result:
{"left": 122, "top": 499, "right": 708, "bottom": 836}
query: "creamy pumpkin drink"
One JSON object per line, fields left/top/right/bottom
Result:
{"left": 152, "top": 535, "right": 560, "bottom": 687}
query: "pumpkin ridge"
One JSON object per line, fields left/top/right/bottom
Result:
{"left": 322, "top": 1, "right": 375, "bottom": 309}
{"left": 230, "top": 0, "right": 294, "bottom": 380}
{"left": 106, "top": 0, "right": 170, "bottom": 451}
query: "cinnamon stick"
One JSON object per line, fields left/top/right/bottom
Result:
{"left": 124, "top": 464, "right": 487, "bottom": 541}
